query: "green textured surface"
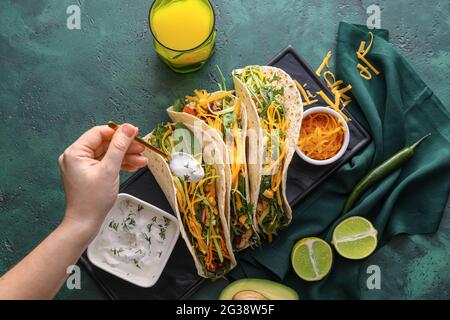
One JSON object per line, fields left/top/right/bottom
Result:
{"left": 0, "top": 0, "right": 449, "bottom": 299}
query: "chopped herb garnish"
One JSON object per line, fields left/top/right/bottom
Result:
{"left": 144, "top": 233, "right": 152, "bottom": 245}
{"left": 133, "top": 259, "right": 141, "bottom": 269}
{"left": 137, "top": 204, "right": 144, "bottom": 212}
{"left": 124, "top": 214, "right": 136, "bottom": 227}
{"left": 157, "top": 250, "right": 163, "bottom": 258}
{"left": 110, "top": 248, "right": 123, "bottom": 256}
{"left": 159, "top": 227, "right": 167, "bottom": 241}
{"left": 215, "top": 64, "right": 227, "bottom": 91}
{"left": 147, "top": 223, "right": 153, "bottom": 233}
{"left": 152, "top": 216, "right": 157, "bottom": 223}
{"left": 163, "top": 217, "right": 171, "bottom": 227}
{"left": 108, "top": 220, "right": 119, "bottom": 232}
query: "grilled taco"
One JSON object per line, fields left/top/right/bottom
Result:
{"left": 232, "top": 66, "right": 303, "bottom": 242}
{"left": 142, "top": 122, "right": 236, "bottom": 278}
{"left": 167, "top": 90, "right": 260, "bottom": 251}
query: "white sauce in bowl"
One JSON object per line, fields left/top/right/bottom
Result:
{"left": 87, "top": 194, "right": 179, "bottom": 287}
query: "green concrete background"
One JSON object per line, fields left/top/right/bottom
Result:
{"left": 0, "top": 0, "right": 449, "bottom": 299}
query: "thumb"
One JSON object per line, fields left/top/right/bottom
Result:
{"left": 102, "top": 124, "right": 137, "bottom": 172}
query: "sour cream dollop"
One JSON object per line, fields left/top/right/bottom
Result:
{"left": 169, "top": 152, "right": 204, "bottom": 182}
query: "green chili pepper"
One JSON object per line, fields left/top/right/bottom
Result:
{"left": 342, "top": 133, "right": 431, "bottom": 214}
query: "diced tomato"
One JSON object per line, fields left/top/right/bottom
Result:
{"left": 183, "top": 106, "right": 197, "bottom": 115}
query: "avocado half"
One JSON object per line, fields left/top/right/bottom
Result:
{"left": 219, "top": 278, "right": 299, "bottom": 300}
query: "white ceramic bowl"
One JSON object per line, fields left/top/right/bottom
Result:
{"left": 87, "top": 193, "right": 180, "bottom": 288}
{"left": 296, "top": 106, "right": 350, "bottom": 166}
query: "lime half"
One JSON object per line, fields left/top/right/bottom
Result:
{"left": 291, "top": 237, "right": 333, "bottom": 281}
{"left": 332, "top": 216, "right": 378, "bottom": 260}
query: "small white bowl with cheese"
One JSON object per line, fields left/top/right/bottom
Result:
{"left": 87, "top": 193, "right": 180, "bottom": 288}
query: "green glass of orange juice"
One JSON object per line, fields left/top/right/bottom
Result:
{"left": 149, "top": 0, "right": 216, "bottom": 74}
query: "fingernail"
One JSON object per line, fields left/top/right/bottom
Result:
{"left": 122, "top": 124, "right": 135, "bottom": 138}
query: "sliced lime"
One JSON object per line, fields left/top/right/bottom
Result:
{"left": 332, "top": 216, "right": 378, "bottom": 260}
{"left": 291, "top": 237, "right": 333, "bottom": 281}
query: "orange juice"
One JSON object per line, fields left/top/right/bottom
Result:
{"left": 149, "top": 0, "right": 216, "bottom": 73}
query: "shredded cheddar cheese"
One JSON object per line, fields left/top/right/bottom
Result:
{"left": 187, "top": 90, "right": 235, "bottom": 107}
{"left": 357, "top": 32, "right": 380, "bottom": 80}
{"left": 357, "top": 52, "right": 380, "bottom": 75}
{"left": 313, "top": 52, "right": 353, "bottom": 119}
{"left": 151, "top": 123, "right": 231, "bottom": 275}
{"left": 294, "top": 80, "right": 318, "bottom": 106}
{"left": 316, "top": 51, "right": 332, "bottom": 77}
{"left": 181, "top": 89, "right": 257, "bottom": 249}
{"left": 357, "top": 63, "right": 372, "bottom": 80}
{"left": 317, "top": 90, "right": 350, "bottom": 122}
{"left": 337, "top": 84, "right": 352, "bottom": 100}
{"left": 358, "top": 32, "right": 374, "bottom": 57}
{"left": 299, "top": 112, "right": 346, "bottom": 160}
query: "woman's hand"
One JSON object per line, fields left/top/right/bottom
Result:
{"left": 0, "top": 124, "right": 149, "bottom": 299}
{"left": 58, "top": 124, "right": 148, "bottom": 237}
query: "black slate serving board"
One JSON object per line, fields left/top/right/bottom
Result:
{"left": 78, "top": 46, "right": 371, "bottom": 300}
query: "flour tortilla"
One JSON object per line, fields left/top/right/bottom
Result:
{"left": 167, "top": 97, "right": 232, "bottom": 226}
{"left": 142, "top": 123, "right": 237, "bottom": 277}
{"left": 232, "top": 66, "right": 303, "bottom": 227}
{"left": 167, "top": 93, "right": 258, "bottom": 248}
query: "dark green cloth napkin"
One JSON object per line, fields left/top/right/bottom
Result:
{"left": 193, "top": 22, "right": 450, "bottom": 299}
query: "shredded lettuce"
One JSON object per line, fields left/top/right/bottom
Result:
{"left": 172, "top": 97, "right": 188, "bottom": 112}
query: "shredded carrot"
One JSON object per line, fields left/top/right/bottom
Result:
{"left": 153, "top": 122, "right": 231, "bottom": 273}
{"left": 193, "top": 175, "right": 219, "bottom": 197}
{"left": 272, "top": 170, "right": 283, "bottom": 192}
{"left": 160, "top": 126, "right": 173, "bottom": 155}
{"left": 231, "top": 163, "right": 241, "bottom": 186}
{"left": 234, "top": 98, "right": 241, "bottom": 117}
{"left": 276, "top": 188, "right": 282, "bottom": 207}
{"left": 175, "top": 189, "right": 185, "bottom": 210}
{"left": 235, "top": 193, "right": 243, "bottom": 212}
{"left": 298, "top": 112, "right": 346, "bottom": 160}
{"left": 197, "top": 90, "right": 235, "bottom": 107}
{"left": 255, "top": 93, "right": 289, "bottom": 238}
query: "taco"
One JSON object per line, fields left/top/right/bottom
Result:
{"left": 232, "top": 66, "right": 303, "bottom": 242}
{"left": 167, "top": 90, "right": 260, "bottom": 251}
{"left": 142, "top": 122, "right": 236, "bottom": 278}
